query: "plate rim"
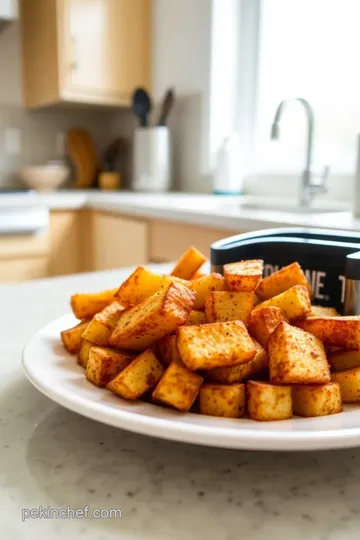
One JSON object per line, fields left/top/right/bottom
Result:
{"left": 22, "top": 313, "right": 360, "bottom": 451}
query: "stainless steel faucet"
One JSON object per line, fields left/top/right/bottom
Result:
{"left": 270, "top": 98, "right": 329, "bottom": 207}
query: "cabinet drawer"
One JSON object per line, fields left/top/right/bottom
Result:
{"left": 0, "top": 257, "right": 48, "bottom": 282}
{"left": 150, "top": 220, "right": 239, "bottom": 262}
{"left": 0, "top": 232, "right": 48, "bottom": 260}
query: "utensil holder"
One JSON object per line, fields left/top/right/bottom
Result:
{"left": 132, "top": 127, "right": 171, "bottom": 192}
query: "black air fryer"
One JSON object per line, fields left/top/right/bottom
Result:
{"left": 210, "top": 227, "right": 360, "bottom": 315}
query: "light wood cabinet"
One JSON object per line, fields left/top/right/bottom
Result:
{"left": 48, "top": 210, "right": 83, "bottom": 276}
{"left": 20, "top": 0, "right": 152, "bottom": 108}
{"left": 0, "top": 232, "right": 49, "bottom": 282}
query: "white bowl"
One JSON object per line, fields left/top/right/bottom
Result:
{"left": 18, "top": 164, "right": 70, "bottom": 192}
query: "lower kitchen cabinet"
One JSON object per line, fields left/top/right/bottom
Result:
{"left": 0, "top": 231, "right": 49, "bottom": 283}
{"left": 49, "top": 210, "right": 84, "bottom": 276}
{"left": 0, "top": 257, "right": 48, "bottom": 282}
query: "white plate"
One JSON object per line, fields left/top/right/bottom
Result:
{"left": 22, "top": 314, "right": 360, "bottom": 451}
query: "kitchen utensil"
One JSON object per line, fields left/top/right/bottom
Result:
{"left": 132, "top": 87, "right": 152, "bottom": 127}
{"left": 18, "top": 163, "right": 70, "bottom": 191}
{"left": 23, "top": 311, "right": 360, "bottom": 450}
{"left": 157, "top": 88, "right": 175, "bottom": 126}
{"left": 132, "top": 126, "right": 171, "bottom": 192}
{"left": 102, "top": 137, "right": 128, "bottom": 171}
{"left": 66, "top": 128, "right": 98, "bottom": 188}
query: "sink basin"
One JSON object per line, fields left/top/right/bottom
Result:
{"left": 238, "top": 202, "right": 348, "bottom": 214}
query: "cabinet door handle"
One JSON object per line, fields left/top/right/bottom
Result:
{"left": 70, "top": 35, "right": 78, "bottom": 71}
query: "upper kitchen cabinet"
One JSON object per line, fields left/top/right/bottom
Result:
{"left": 19, "top": 0, "right": 152, "bottom": 108}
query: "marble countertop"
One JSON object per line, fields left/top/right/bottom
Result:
{"left": 2, "top": 264, "right": 360, "bottom": 540}
{"left": 1, "top": 189, "right": 359, "bottom": 232}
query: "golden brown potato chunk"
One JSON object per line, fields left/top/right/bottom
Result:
{"left": 86, "top": 347, "right": 134, "bottom": 387}
{"left": 199, "top": 383, "right": 246, "bottom": 418}
{"left": 292, "top": 383, "right": 342, "bottom": 417}
{"left": 247, "top": 380, "right": 292, "bottom": 421}
{"left": 297, "top": 316, "right": 360, "bottom": 350}
{"left": 191, "top": 271, "right": 207, "bottom": 280}
{"left": 331, "top": 367, "right": 360, "bottom": 402}
{"left": 185, "top": 310, "right": 207, "bottom": 325}
{"left": 155, "top": 334, "right": 183, "bottom": 367}
{"left": 254, "top": 285, "right": 311, "bottom": 321}
{"left": 61, "top": 320, "right": 90, "bottom": 354}
{"left": 206, "top": 338, "right": 268, "bottom": 384}
{"left": 107, "top": 349, "right": 164, "bottom": 399}
{"left": 152, "top": 362, "right": 203, "bottom": 412}
{"left": 223, "top": 260, "right": 264, "bottom": 292}
{"left": 171, "top": 246, "right": 207, "bottom": 280}
{"left": 191, "top": 273, "right": 226, "bottom": 309}
{"left": 205, "top": 291, "right": 254, "bottom": 326}
{"left": 114, "top": 266, "right": 192, "bottom": 308}
{"left": 110, "top": 282, "right": 195, "bottom": 351}
{"left": 329, "top": 349, "right": 360, "bottom": 372}
{"left": 269, "top": 322, "right": 330, "bottom": 384}
{"left": 70, "top": 289, "right": 117, "bottom": 320}
{"left": 248, "top": 306, "right": 288, "bottom": 348}
{"left": 77, "top": 339, "right": 93, "bottom": 368}
{"left": 308, "top": 305, "right": 339, "bottom": 317}
{"left": 256, "top": 262, "right": 311, "bottom": 301}
{"left": 82, "top": 301, "right": 124, "bottom": 346}
{"left": 177, "top": 320, "right": 255, "bottom": 371}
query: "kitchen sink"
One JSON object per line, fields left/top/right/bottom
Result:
{"left": 238, "top": 202, "right": 349, "bottom": 214}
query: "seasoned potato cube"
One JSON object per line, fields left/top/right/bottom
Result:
{"left": 206, "top": 338, "right": 268, "bottom": 384}
{"left": 115, "top": 266, "right": 192, "bottom": 308}
{"left": 254, "top": 285, "right": 311, "bottom": 321}
{"left": 61, "top": 320, "right": 90, "bottom": 354}
{"left": 309, "top": 305, "right": 339, "bottom": 317}
{"left": 82, "top": 301, "right": 124, "bottom": 346}
{"left": 86, "top": 347, "right": 134, "bottom": 387}
{"left": 77, "top": 339, "right": 93, "bottom": 368}
{"left": 70, "top": 288, "right": 117, "bottom": 320}
{"left": 247, "top": 381, "right": 292, "bottom": 421}
{"left": 185, "top": 310, "right": 207, "bottom": 325}
{"left": 177, "top": 320, "right": 255, "bottom": 371}
{"left": 152, "top": 362, "right": 203, "bottom": 412}
{"left": 269, "top": 322, "right": 330, "bottom": 384}
{"left": 192, "top": 271, "right": 207, "bottom": 280}
{"left": 199, "top": 383, "right": 246, "bottom": 418}
{"left": 292, "top": 383, "right": 342, "bottom": 417}
{"left": 329, "top": 349, "right": 360, "bottom": 372}
{"left": 156, "top": 334, "right": 183, "bottom": 367}
{"left": 331, "top": 367, "right": 360, "bottom": 402}
{"left": 256, "top": 261, "right": 311, "bottom": 301}
{"left": 223, "top": 259, "right": 263, "bottom": 292}
{"left": 248, "top": 306, "right": 288, "bottom": 348}
{"left": 110, "top": 282, "right": 195, "bottom": 350}
{"left": 171, "top": 246, "right": 207, "bottom": 280}
{"left": 205, "top": 291, "right": 254, "bottom": 326}
{"left": 191, "top": 273, "right": 226, "bottom": 309}
{"left": 107, "top": 349, "right": 164, "bottom": 399}
{"left": 298, "top": 316, "right": 360, "bottom": 350}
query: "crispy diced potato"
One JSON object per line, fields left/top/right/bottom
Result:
{"left": 205, "top": 291, "right": 254, "bottom": 326}
{"left": 171, "top": 246, "right": 207, "bottom": 280}
{"left": 192, "top": 271, "right": 207, "bottom": 280}
{"left": 199, "top": 383, "right": 246, "bottom": 418}
{"left": 110, "top": 282, "right": 195, "bottom": 351}
{"left": 82, "top": 301, "right": 124, "bottom": 346}
{"left": 107, "top": 349, "right": 164, "bottom": 399}
{"left": 177, "top": 320, "right": 255, "bottom": 371}
{"left": 152, "top": 362, "right": 203, "bottom": 412}
{"left": 248, "top": 306, "right": 288, "bottom": 348}
{"left": 309, "top": 305, "right": 339, "bottom": 317}
{"left": 77, "top": 339, "right": 93, "bottom": 368}
{"left": 292, "top": 383, "right": 342, "bottom": 417}
{"left": 185, "top": 310, "right": 207, "bottom": 325}
{"left": 329, "top": 349, "right": 360, "bottom": 372}
{"left": 114, "top": 266, "right": 192, "bottom": 308}
{"left": 254, "top": 285, "right": 311, "bottom": 321}
{"left": 269, "top": 321, "right": 330, "bottom": 384}
{"left": 86, "top": 347, "right": 134, "bottom": 387}
{"left": 331, "top": 367, "right": 360, "bottom": 402}
{"left": 156, "top": 334, "right": 183, "bottom": 367}
{"left": 206, "top": 338, "right": 268, "bottom": 384}
{"left": 70, "top": 289, "right": 117, "bottom": 320}
{"left": 223, "top": 260, "right": 263, "bottom": 292}
{"left": 256, "top": 262, "right": 311, "bottom": 301}
{"left": 247, "top": 380, "right": 292, "bottom": 421}
{"left": 297, "top": 316, "right": 360, "bottom": 350}
{"left": 191, "top": 273, "right": 226, "bottom": 309}
{"left": 61, "top": 320, "right": 90, "bottom": 354}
